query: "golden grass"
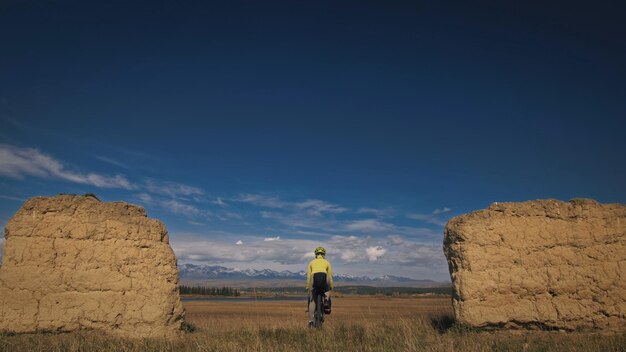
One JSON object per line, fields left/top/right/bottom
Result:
{"left": 1, "top": 296, "right": 624, "bottom": 351}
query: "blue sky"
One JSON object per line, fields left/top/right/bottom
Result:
{"left": 1, "top": 1, "right": 625, "bottom": 280}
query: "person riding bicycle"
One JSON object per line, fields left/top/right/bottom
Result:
{"left": 306, "top": 247, "right": 333, "bottom": 325}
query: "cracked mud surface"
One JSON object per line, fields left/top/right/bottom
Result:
{"left": 444, "top": 198, "right": 625, "bottom": 331}
{"left": 0, "top": 195, "right": 185, "bottom": 338}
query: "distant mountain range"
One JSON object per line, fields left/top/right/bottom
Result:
{"left": 178, "top": 263, "right": 444, "bottom": 287}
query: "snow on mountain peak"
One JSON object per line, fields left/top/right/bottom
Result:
{"left": 177, "top": 263, "right": 424, "bottom": 283}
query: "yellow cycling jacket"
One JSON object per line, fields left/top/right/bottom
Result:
{"left": 306, "top": 256, "right": 333, "bottom": 290}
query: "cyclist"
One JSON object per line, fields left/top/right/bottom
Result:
{"left": 306, "top": 247, "right": 333, "bottom": 325}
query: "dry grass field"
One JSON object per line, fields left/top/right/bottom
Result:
{"left": 1, "top": 296, "right": 624, "bottom": 352}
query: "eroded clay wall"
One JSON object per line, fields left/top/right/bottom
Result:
{"left": 444, "top": 199, "right": 625, "bottom": 331}
{"left": 0, "top": 195, "right": 185, "bottom": 338}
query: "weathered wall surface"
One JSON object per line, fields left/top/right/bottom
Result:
{"left": 444, "top": 199, "right": 625, "bottom": 331}
{"left": 0, "top": 195, "right": 185, "bottom": 338}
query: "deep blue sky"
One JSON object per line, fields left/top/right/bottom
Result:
{"left": 1, "top": 1, "right": 625, "bottom": 280}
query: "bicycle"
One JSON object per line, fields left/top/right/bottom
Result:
{"left": 308, "top": 288, "right": 329, "bottom": 328}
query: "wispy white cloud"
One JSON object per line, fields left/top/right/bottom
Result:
{"left": 85, "top": 174, "right": 134, "bottom": 189}
{"left": 295, "top": 230, "right": 333, "bottom": 237}
{"left": 241, "top": 195, "right": 350, "bottom": 235}
{"left": 237, "top": 194, "right": 347, "bottom": 216}
{"left": 346, "top": 219, "right": 394, "bottom": 232}
{"left": 222, "top": 211, "right": 243, "bottom": 219}
{"left": 241, "top": 194, "right": 443, "bottom": 239}
{"left": 293, "top": 199, "right": 347, "bottom": 216}
{"left": 263, "top": 236, "right": 280, "bottom": 242}
{"left": 259, "top": 211, "right": 336, "bottom": 230}
{"left": 94, "top": 155, "right": 129, "bottom": 168}
{"left": 144, "top": 178, "right": 204, "bottom": 198}
{"left": 237, "top": 194, "right": 286, "bottom": 208}
{"left": 356, "top": 207, "right": 395, "bottom": 218}
{"left": 0, "top": 145, "right": 211, "bottom": 211}
{"left": 187, "top": 220, "right": 205, "bottom": 226}
{"left": 213, "top": 197, "right": 226, "bottom": 206}
{"left": 163, "top": 199, "right": 204, "bottom": 217}
{"left": 103, "top": 144, "right": 161, "bottom": 162}
{"left": 213, "top": 211, "right": 244, "bottom": 221}
{"left": 342, "top": 218, "right": 436, "bottom": 238}
{"left": 0, "top": 144, "right": 135, "bottom": 189}
{"left": 407, "top": 207, "right": 453, "bottom": 227}
{"left": 235, "top": 240, "right": 243, "bottom": 245}
{"left": 433, "top": 207, "right": 451, "bottom": 215}
{"left": 135, "top": 193, "right": 208, "bottom": 219}
{"left": 406, "top": 213, "right": 446, "bottom": 226}
{"left": 250, "top": 195, "right": 437, "bottom": 240}
{"left": 0, "top": 194, "right": 25, "bottom": 202}
{"left": 136, "top": 193, "right": 153, "bottom": 203}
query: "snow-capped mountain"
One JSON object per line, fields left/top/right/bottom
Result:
{"left": 178, "top": 264, "right": 305, "bottom": 280}
{"left": 177, "top": 263, "right": 439, "bottom": 286}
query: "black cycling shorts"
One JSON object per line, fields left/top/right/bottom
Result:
{"left": 312, "top": 272, "right": 329, "bottom": 293}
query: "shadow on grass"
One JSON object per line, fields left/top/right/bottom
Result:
{"left": 181, "top": 322, "right": 198, "bottom": 333}
{"left": 429, "top": 314, "right": 456, "bottom": 333}
{"left": 429, "top": 315, "right": 569, "bottom": 335}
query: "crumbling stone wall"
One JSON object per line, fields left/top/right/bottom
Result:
{"left": 0, "top": 195, "right": 185, "bottom": 338}
{"left": 444, "top": 199, "right": 625, "bottom": 331}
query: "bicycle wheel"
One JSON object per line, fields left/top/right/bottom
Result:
{"left": 315, "top": 293, "right": 324, "bottom": 328}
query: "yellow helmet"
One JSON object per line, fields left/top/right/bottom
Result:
{"left": 314, "top": 247, "right": 326, "bottom": 256}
